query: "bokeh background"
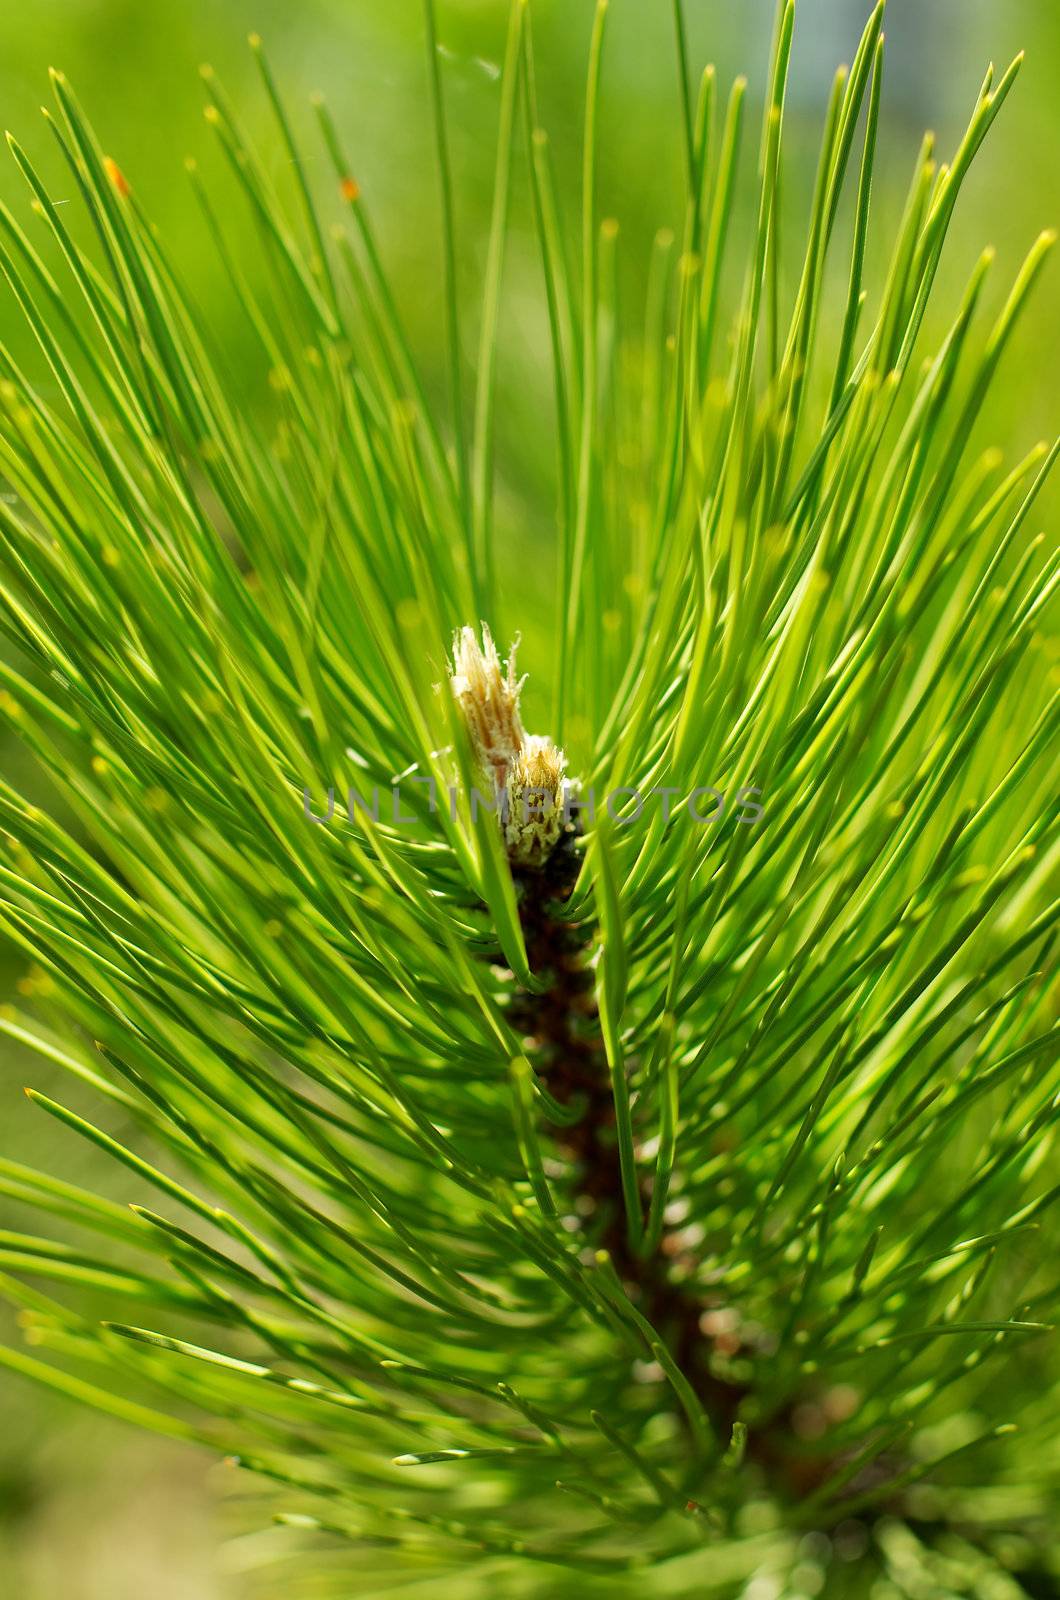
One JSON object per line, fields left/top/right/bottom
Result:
{"left": 0, "top": 1, "right": 1056, "bottom": 1594}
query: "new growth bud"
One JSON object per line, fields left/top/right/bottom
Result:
{"left": 449, "top": 623, "right": 526, "bottom": 786}
{"left": 449, "top": 624, "right": 568, "bottom": 869}
{"left": 505, "top": 736, "right": 567, "bottom": 868}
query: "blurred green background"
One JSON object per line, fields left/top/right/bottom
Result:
{"left": 0, "top": 1, "right": 1056, "bottom": 1594}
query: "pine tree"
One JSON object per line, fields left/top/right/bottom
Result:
{"left": 0, "top": 3, "right": 1057, "bottom": 1596}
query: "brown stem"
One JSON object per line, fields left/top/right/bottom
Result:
{"left": 508, "top": 834, "right": 752, "bottom": 1447}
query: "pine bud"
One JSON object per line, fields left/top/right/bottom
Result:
{"left": 449, "top": 625, "right": 567, "bottom": 869}
{"left": 505, "top": 737, "right": 567, "bottom": 868}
